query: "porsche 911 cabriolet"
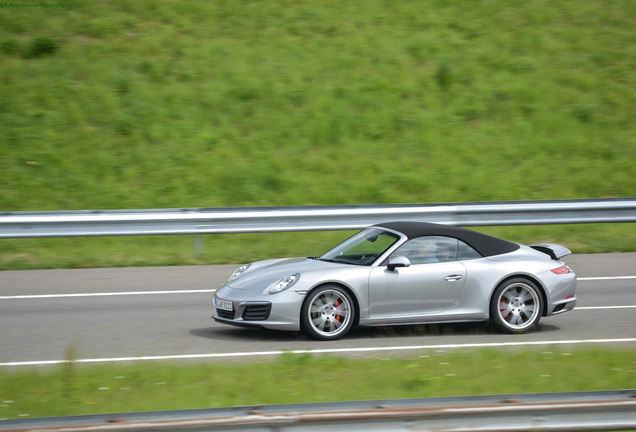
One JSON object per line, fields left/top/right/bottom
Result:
{"left": 213, "top": 222, "right": 576, "bottom": 340}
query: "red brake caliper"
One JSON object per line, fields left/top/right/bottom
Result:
{"left": 500, "top": 299, "right": 509, "bottom": 319}
{"left": 334, "top": 299, "right": 342, "bottom": 322}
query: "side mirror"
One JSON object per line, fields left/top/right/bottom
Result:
{"left": 387, "top": 256, "right": 410, "bottom": 271}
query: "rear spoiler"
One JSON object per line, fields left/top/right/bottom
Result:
{"left": 530, "top": 243, "right": 572, "bottom": 260}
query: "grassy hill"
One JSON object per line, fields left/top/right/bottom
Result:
{"left": 1, "top": 0, "right": 635, "bottom": 269}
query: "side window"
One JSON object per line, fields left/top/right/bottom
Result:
{"left": 390, "top": 236, "right": 458, "bottom": 264}
{"left": 457, "top": 240, "right": 482, "bottom": 260}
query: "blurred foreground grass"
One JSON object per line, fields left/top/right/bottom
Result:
{"left": 1, "top": 0, "right": 635, "bottom": 269}
{"left": 1, "top": 347, "right": 634, "bottom": 419}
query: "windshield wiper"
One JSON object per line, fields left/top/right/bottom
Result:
{"left": 317, "top": 258, "right": 343, "bottom": 264}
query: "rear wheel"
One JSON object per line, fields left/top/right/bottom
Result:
{"left": 490, "top": 278, "right": 543, "bottom": 333}
{"left": 301, "top": 285, "right": 355, "bottom": 340}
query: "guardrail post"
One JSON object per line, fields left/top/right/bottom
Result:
{"left": 194, "top": 234, "right": 204, "bottom": 258}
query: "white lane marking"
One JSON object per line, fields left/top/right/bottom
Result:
{"left": 579, "top": 276, "right": 636, "bottom": 281}
{"left": 0, "top": 290, "right": 216, "bottom": 300}
{"left": 576, "top": 305, "right": 636, "bottom": 310}
{"left": 0, "top": 275, "right": 633, "bottom": 300}
{"left": 2, "top": 338, "right": 636, "bottom": 367}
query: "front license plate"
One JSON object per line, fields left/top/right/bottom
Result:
{"left": 216, "top": 298, "right": 233, "bottom": 312}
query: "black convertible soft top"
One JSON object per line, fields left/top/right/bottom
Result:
{"left": 375, "top": 221, "right": 520, "bottom": 257}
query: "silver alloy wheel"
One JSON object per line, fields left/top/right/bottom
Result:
{"left": 303, "top": 287, "right": 353, "bottom": 340}
{"left": 493, "top": 280, "right": 542, "bottom": 332}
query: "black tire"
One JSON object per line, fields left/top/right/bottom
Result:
{"left": 301, "top": 285, "right": 355, "bottom": 341}
{"left": 490, "top": 278, "right": 543, "bottom": 333}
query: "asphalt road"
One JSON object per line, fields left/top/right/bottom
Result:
{"left": 1, "top": 253, "right": 635, "bottom": 366}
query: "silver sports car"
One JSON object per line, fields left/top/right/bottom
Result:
{"left": 213, "top": 222, "right": 576, "bottom": 340}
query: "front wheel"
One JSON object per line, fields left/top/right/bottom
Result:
{"left": 490, "top": 278, "right": 543, "bottom": 333}
{"left": 301, "top": 285, "right": 355, "bottom": 341}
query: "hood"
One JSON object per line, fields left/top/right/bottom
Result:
{"left": 226, "top": 257, "right": 347, "bottom": 290}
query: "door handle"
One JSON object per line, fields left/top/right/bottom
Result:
{"left": 444, "top": 275, "right": 463, "bottom": 282}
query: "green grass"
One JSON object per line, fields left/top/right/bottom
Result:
{"left": 1, "top": 347, "right": 634, "bottom": 419}
{"left": 1, "top": 0, "right": 635, "bottom": 269}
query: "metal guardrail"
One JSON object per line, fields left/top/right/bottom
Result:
{"left": 1, "top": 198, "right": 635, "bottom": 239}
{"left": 1, "top": 390, "right": 635, "bottom": 431}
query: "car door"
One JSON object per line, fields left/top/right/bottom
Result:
{"left": 368, "top": 236, "right": 467, "bottom": 318}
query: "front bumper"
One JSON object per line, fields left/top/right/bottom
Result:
{"left": 215, "top": 300, "right": 272, "bottom": 321}
{"left": 213, "top": 289, "right": 303, "bottom": 332}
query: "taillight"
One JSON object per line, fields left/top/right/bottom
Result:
{"left": 551, "top": 265, "right": 571, "bottom": 274}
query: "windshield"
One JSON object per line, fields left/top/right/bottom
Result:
{"left": 319, "top": 228, "right": 400, "bottom": 266}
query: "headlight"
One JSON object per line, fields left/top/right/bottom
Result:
{"left": 228, "top": 264, "right": 250, "bottom": 282}
{"left": 263, "top": 273, "right": 300, "bottom": 295}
